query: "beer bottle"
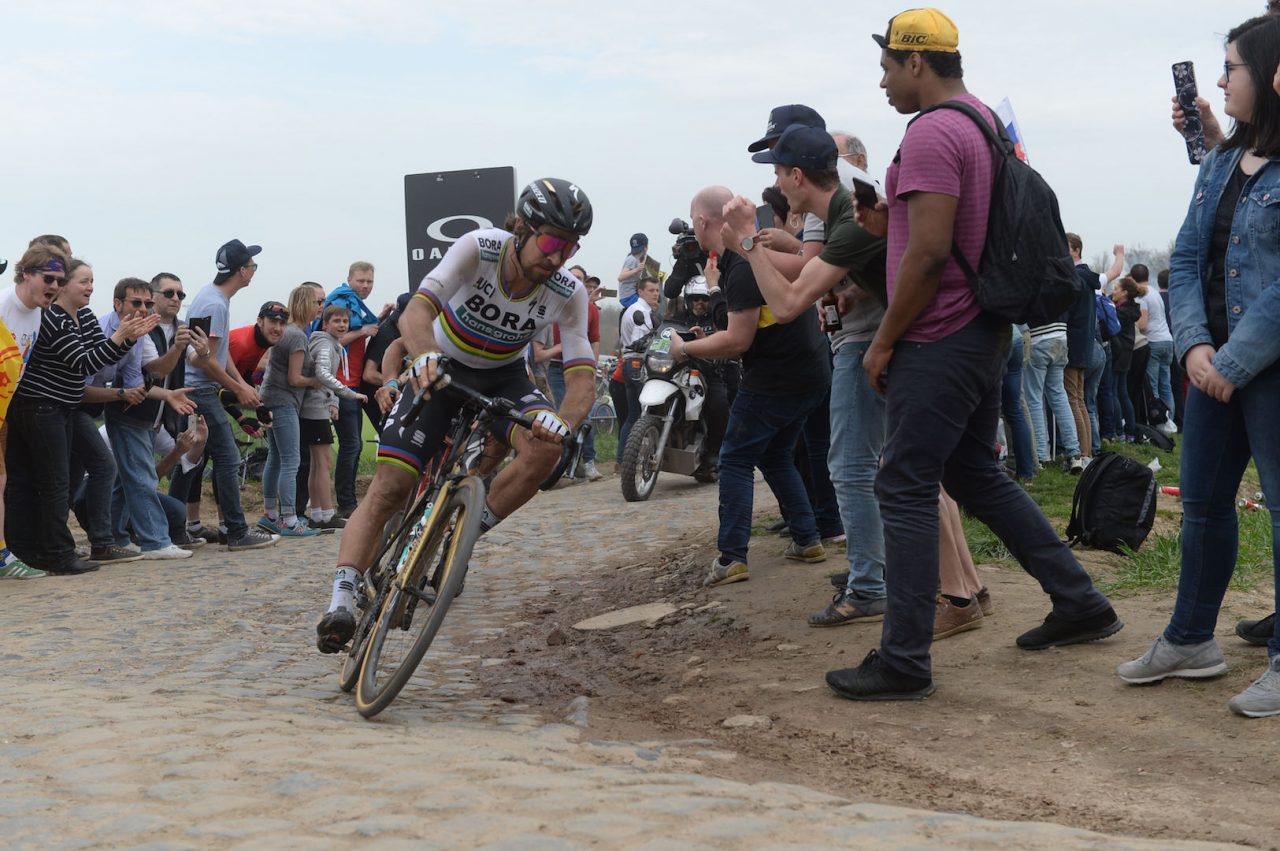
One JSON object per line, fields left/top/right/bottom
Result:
{"left": 821, "top": 289, "right": 842, "bottom": 333}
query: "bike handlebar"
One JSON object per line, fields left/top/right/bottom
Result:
{"left": 405, "top": 357, "right": 536, "bottom": 431}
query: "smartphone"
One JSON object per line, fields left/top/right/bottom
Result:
{"left": 1173, "top": 61, "right": 1208, "bottom": 165}
{"left": 848, "top": 165, "right": 881, "bottom": 210}
{"left": 756, "top": 204, "right": 775, "bottom": 231}
{"left": 187, "top": 414, "right": 198, "bottom": 432}
{"left": 187, "top": 315, "right": 212, "bottom": 338}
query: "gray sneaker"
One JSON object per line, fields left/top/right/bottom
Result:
{"left": 227, "top": 528, "right": 277, "bottom": 551}
{"left": 808, "top": 589, "right": 886, "bottom": 627}
{"left": 1116, "top": 635, "right": 1227, "bottom": 684}
{"left": 1228, "top": 655, "right": 1280, "bottom": 718}
{"left": 704, "top": 555, "right": 748, "bottom": 587}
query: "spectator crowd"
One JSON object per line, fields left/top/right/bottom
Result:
{"left": 0, "top": 236, "right": 401, "bottom": 576}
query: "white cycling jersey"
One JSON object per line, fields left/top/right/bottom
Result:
{"left": 414, "top": 228, "right": 594, "bottom": 375}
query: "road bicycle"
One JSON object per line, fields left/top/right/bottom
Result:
{"left": 340, "top": 359, "right": 579, "bottom": 717}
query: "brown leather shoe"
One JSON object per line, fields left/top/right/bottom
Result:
{"left": 934, "top": 596, "right": 984, "bottom": 640}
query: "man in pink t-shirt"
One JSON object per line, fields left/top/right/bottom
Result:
{"left": 825, "top": 7, "right": 1120, "bottom": 703}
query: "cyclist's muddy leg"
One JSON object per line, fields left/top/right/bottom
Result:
{"left": 487, "top": 430, "right": 561, "bottom": 521}
{"left": 336, "top": 463, "right": 415, "bottom": 574}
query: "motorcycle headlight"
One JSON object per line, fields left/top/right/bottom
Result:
{"left": 646, "top": 350, "right": 675, "bottom": 375}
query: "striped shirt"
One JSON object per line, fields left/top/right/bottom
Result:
{"left": 14, "top": 305, "right": 132, "bottom": 406}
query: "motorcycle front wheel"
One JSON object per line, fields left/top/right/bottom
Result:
{"left": 620, "top": 414, "right": 663, "bottom": 502}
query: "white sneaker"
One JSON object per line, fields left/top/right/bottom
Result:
{"left": 122, "top": 543, "right": 142, "bottom": 554}
{"left": 1158, "top": 420, "right": 1178, "bottom": 436}
{"left": 142, "top": 544, "right": 194, "bottom": 560}
{"left": 584, "top": 461, "right": 603, "bottom": 481}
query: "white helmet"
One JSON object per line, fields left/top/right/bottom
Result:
{"left": 684, "top": 276, "right": 709, "bottom": 298}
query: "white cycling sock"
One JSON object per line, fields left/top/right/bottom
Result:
{"left": 329, "top": 567, "right": 357, "bottom": 612}
{"left": 478, "top": 501, "right": 504, "bottom": 535}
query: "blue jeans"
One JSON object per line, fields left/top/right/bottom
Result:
{"left": 1097, "top": 344, "right": 1120, "bottom": 439}
{"left": 1000, "top": 334, "right": 1036, "bottom": 481}
{"left": 618, "top": 372, "right": 644, "bottom": 457}
{"left": 262, "top": 405, "right": 301, "bottom": 517}
{"left": 106, "top": 417, "right": 171, "bottom": 551}
{"left": 1024, "top": 335, "right": 1079, "bottom": 460}
{"left": 70, "top": 409, "right": 117, "bottom": 550}
{"left": 1146, "top": 340, "right": 1176, "bottom": 416}
{"left": 876, "top": 315, "right": 1112, "bottom": 679}
{"left": 547, "top": 362, "right": 595, "bottom": 464}
{"left": 800, "top": 388, "right": 843, "bottom": 540}
{"left": 160, "top": 492, "right": 187, "bottom": 541}
{"left": 828, "top": 343, "right": 886, "bottom": 599}
{"left": 1165, "top": 370, "right": 1280, "bottom": 657}
{"left": 334, "top": 396, "right": 363, "bottom": 511}
{"left": 717, "top": 387, "right": 822, "bottom": 563}
{"left": 1084, "top": 340, "right": 1106, "bottom": 454}
{"left": 169, "top": 388, "right": 248, "bottom": 537}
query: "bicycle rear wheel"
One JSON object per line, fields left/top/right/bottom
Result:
{"left": 355, "top": 476, "right": 484, "bottom": 717}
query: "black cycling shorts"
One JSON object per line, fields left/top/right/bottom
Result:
{"left": 376, "top": 360, "right": 553, "bottom": 476}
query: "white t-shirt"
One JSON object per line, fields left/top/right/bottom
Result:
{"left": 0, "top": 288, "right": 44, "bottom": 380}
{"left": 619, "top": 300, "right": 655, "bottom": 349}
{"left": 1139, "top": 290, "right": 1172, "bottom": 344}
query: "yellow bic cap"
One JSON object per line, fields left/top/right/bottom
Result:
{"left": 872, "top": 8, "right": 960, "bottom": 54}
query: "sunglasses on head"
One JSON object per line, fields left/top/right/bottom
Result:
{"left": 534, "top": 232, "right": 580, "bottom": 260}
{"left": 160, "top": 288, "right": 186, "bottom": 301}
{"left": 127, "top": 298, "right": 156, "bottom": 310}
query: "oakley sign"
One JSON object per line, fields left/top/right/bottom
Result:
{"left": 404, "top": 167, "right": 516, "bottom": 290}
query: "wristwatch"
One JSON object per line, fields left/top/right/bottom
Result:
{"left": 740, "top": 235, "right": 758, "bottom": 252}
{"left": 116, "top": 387, "right": 126, "bottom": 400}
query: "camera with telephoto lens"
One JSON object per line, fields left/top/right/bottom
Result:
{"left": 668, "top": 217, "right": 701, "bottom": 262}
{"left": 663, "top": 217, "right": 709, "bottom": 303}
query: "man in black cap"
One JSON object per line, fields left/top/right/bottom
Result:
{"left": 723, "top": 124, "right": 891, "bottom": 629}
{"left": 617, "top": 233, "right": 648, "bottom": 309}
{"left": 169, "top": 239, "right": 276, "bottom": 551}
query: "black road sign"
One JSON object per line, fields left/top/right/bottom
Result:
{"left": 404, "top": 167, "right": 516, "bottom": 290}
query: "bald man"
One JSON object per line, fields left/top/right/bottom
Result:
{"left": 668, "top": 186, "right": 832, "bottom": 587}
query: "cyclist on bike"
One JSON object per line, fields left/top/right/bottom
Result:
{"left": 316, "top": 178, "right": 596, "bottom": 652}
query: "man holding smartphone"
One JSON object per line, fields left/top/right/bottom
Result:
{"left": 169, "top": 239, "right": 276, "bottom": 551}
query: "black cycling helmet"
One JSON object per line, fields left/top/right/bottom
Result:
{"left": 517, "top": 178, "right": 593, "bottom": 237}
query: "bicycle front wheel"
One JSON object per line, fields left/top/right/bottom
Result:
{"left": 355, "top": 476, "right": 484, "bottom": 718}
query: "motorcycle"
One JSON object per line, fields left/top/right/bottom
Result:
{"left": 619, "top": 321, "right": 710, "bottom": 502}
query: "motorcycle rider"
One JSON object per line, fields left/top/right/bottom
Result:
{"left": 670, "top": 276, "right": 729, "bottom": 481}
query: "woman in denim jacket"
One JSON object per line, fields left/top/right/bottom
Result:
{"left": 1117, "top": 15, "right": 1280, "bottom": 717}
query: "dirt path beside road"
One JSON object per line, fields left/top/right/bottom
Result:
{"left": 474, "top": 488, "right": 1276, "bottom": 849}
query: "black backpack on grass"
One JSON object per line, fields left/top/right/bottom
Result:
{"left": 916, "top": 100, "right": 1080, "bottom": 328}
{"left": 1065, "top": 451, "right": 1158, "bottom": 554}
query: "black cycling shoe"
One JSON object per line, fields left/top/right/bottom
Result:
{"left": 316, "top": 607, "right": 355, "bottom": 654}
{"left": 1236, "top": 612, "right": 1277, "bottom": 646}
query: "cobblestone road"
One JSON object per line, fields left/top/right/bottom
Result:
{"left": 0, "top": 476, "right": 1227, "bottom": 849}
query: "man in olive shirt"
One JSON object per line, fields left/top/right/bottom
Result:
{"left": 723, "top": 124, "right": 890, "bottom": 626}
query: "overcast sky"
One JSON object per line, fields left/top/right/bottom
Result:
{"left": 0, "top": 0, "right": 1254, "bottom": 325}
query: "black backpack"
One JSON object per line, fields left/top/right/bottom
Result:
{"left": 1064, "top": 451, "right": 1158, "bottom": 554}
{"left": 1135, "top": 422, "right": 1175, "bottom": 452}
{"left": 917, "top": 100, "right": 1080, "bottom": 328}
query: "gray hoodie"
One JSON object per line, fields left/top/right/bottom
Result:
{"left": 302, "top": 329, "right": 361, "bottom": 420}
